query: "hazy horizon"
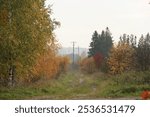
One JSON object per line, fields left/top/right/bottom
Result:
{"left": 46, "top": 0, "right": 150, "bottom": 48}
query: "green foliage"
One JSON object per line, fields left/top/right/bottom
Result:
{"left": 0, "top": 71, "right": 149, "bottom": 99}
{"left": 119, "top": 34, "right": 137, "bottom": 47}
{"left": 88, "top": 31, "right": 99, "bottom": 57}
{"left": 136, "top": 33, "right": 150, "bottom": 71}
{"left": 88, "top": 27, "right": 113, "bottom": 57}
{"left": 112, "top": 71, "right": 150, "bottom": 85}
{"left": 101, "top": 71, "right": 150, "bottom": 98}
{"left": 0, "top": 0, "right": 57, "bottom": 85}
{"left": 100, "top": 58, "right": 109, "bottom": 73}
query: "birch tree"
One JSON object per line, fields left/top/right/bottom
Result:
{"left": 0, "top": 0, "right": 57, "bottom": 86}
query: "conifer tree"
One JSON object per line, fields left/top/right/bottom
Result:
{"left": 136, "top": 33, "right": 150, "bottom": 71}
{"left": 88, "top": 31, "right": 99, "bottom": 57}
{"left": 88, "top": 27, "right": 113, "bottom": 57}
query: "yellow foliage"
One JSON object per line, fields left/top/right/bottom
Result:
{"left": 57, "top": 56, "right": 70, "bottom": 73}
{"left": 32, "top": 49, "right": 70, "bottom": 80}
{"left": 108, "top": 44, "right": 135, "bottom": 74}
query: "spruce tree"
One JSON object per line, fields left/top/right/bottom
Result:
{"left": 88, "top": 31, "right": 99, "bottom": 57}
{"left": 88, "top": 27, "right": 113, "bottom": 58}
{"left": 136, "top": 33, "right": 150, "bottom": 71}
{"left": 103, "top": 27, "right": 113, "bottom": 57}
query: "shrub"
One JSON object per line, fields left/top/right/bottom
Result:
{"left": 112, "top": 71, "right": 150, "bottom": 85}
{"left": 141, "top": 91, "right": 150, "bottom": 100}
{"left": 80, "top": 57, "right": 96, "bottom": 73}
{"left": 93, "top": 52, "right": 103, "bottom": 69}
{"left": 29, "top": 50, "right": 70, "bottom": 82}
{"left": 108, "top": 44, "right": 135, "bottom": 74}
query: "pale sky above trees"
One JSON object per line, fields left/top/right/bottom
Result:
{"left": 46, "top": 0, "right": 150, "bottom": 48}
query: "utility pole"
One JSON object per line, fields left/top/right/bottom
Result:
{"left": 78, "top": 46, "right": 80, "bottom": 56}
{"left": 71, "top": 42, "right": 76, "bottom": 66}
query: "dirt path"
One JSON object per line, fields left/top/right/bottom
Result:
{"left": 27, "top": 71, "right": 142, "bottom": 100}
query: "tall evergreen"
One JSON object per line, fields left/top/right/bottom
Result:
{"left": 88, "top": 31, "right": 99, "bottom": 57}
{"left": 136, "top": 33, "right": 150, "bottom": 71}
{"left": 103, "top": 27, "right": 113, "bottom": 57}
{"left": 88, "top": 27, "right": 113, "bottom": 57}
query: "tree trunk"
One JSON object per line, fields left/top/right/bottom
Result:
{"left": 8, "top": 65, "right": 15, "bottom": 87}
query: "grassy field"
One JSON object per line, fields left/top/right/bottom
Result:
{"left": 0, "top": 71, "right": 150, "bottom": 99}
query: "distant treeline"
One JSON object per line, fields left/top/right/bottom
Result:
{"left": 80, "top": 27, "right": 150, "bottom": 74}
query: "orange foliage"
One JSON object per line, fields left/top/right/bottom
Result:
{"left": 57, "top": 56, "right": 70, "bottom": 73}
{"left": 108, "top": 44, "right": 135, "bottom": 74}
{"left": 0, "top": 9, "right": 9, "bottom": 26}
{"left": 80, "top": 57, "right": 96, "bottom": 73}
{"left": 141, "top": 91, "right": 150, "bottom": 100}
{"left": 32, "top": 50, "right": 70, "bottom": 80}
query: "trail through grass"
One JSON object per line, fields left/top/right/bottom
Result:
{"left": 0, "top": 71, "right": 148, "bottom": 99}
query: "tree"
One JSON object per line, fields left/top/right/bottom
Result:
{"left": 108, "top": 36, "right": 136, "bottom": 74}
{"left": 136, "top": 33, "right": 150, "bottom": 71}
{"left": 88, "top": 31, "right": 99, "bottom": 57}
{"left": 93, "top": 52, "right": 103, "bottom": 69}
{"left": 119, "top": 34, "right": 137, "bottom": 47}
{"left": 0, "top": 0, "right": 57, "bottom": 86}
{"left": 32, "top": 49, "right": 70, "bottom": 82}
{"left": 103, "top": 27, "right": 113, "bottom": 57}
{"left": 88, "top": 27, "right": 113, "bottom": 58}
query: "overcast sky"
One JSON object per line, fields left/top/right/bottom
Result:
{"left": 46, "top": 0, "right": 150, "bottom": 48}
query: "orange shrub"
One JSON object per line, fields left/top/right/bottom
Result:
{"left": 32, "top": 50, "right": 70, "bottom": 81}
{"left": 108, "top": 44, "right": 135, "bottom": 74}
{"left": 141, "top": 91, "right": 150, "bottom": 100}
{"left": 80, "top": 57, "right": 96, "bottom": 73}
{"left": 58, "top": 56, "right": 70, "bottom": 73}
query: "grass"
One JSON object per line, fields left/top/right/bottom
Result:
{"left": 0, "top": 71, "right": 149, "bottom": 99}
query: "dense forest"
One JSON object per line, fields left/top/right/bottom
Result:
{"left": 0, "top": 0, "right": 150, "bottom": 99}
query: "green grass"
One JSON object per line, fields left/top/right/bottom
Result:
{"left": 0, "top": 71, "right": 149, "bottom": 99}
{"left": 100, "top": 71, "right": 150, "bottom": 99}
